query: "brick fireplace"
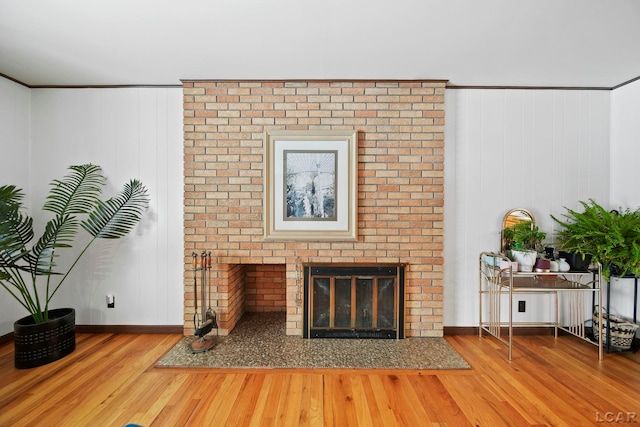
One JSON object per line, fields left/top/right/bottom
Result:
{"left": 183, "top": 81, "right": 445, "bottom": 337}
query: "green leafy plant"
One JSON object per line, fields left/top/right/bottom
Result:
{"left": 551, "top": 199, "right": 640, "bottom": 281}
{"left": 503, "top": 221, "right": 547, "bottom": 253}
{"left": 0, "top": 164, "right": 149, "bottom": 323}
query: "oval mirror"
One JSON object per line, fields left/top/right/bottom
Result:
{"left": 501, "top": 208, "right": 535, "bottom": 252}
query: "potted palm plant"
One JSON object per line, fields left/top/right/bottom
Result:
{"left": 0, "top": 164, "right": 149, "bottom": 368}
{"left": 503, "top": 221, "right": 547, "bottom": 272}
{"left": 551, "top": 199, "right": 640, "bottom": 281}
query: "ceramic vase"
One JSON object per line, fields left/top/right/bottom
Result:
{"left": 534, "top": 258, "right": 551, "bottom": 272}
{"left": 558, "top": 258, "right": 571, "bottom": 272}
{"left": 511, "top": 250, "right": 537, "bottom": 272}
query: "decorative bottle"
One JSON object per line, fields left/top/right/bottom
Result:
{"left": 558, "top": 258, "right": 571, "bottom": 272}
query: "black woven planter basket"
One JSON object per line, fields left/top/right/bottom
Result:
{"left": 593, "top": 308, "right": 638, "bottom": 350}
{"left": 13, "top": 308, "right": 76, "bottom": 369}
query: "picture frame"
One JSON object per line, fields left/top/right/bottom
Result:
{"left": 264, "top": 129, "right": 358, "bottom": 241}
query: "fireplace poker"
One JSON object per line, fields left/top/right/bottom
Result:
{"left": 191, "top": 253, "right": 199, "bottom": 332}
{"left": 205, "top": 252, "right": 217, "bottom": 325}
{"left": 200, "top": 250, "right": 207, "bottom": 323}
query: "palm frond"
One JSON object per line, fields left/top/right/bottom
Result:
{"left": 29, "top": 215, "right": 78, "bottom": 275}
{"left": 43, "top": 164, "right": 105, "bottom": 216}
{"left": 0, "top": 185, "right": 24, "bottom": 205}
{"left": 81, "top": 179, "right": 149, "bottom": 239}
{"left": 0, "top": 185, "right": 33, "bottom": 267}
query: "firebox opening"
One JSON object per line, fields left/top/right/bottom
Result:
{"left": 217, "top": 263, "right": 287, "bottom": 336}
{"left": 303, "top": 264, "right": 405, "bottom": 339}
{"left": 244, "top": 264, "right": 287, "bottom": 313}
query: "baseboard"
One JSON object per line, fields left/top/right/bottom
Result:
{"left": 445, "top": 326, "right": 556, "bottom": 336}
{"left": 443, "top": 326, "right": 477, "bottom": 336}
{"left": 76, "top": 325, "right": 184, "bottom": 334}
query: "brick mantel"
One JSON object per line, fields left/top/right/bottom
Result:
{"left": 183, "top": 81, "right": 445, "bottom": 337}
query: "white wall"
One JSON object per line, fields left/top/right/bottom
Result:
{"left": 444, "top": 88, "right": 611, "bottom": 326}
{"left": 3, "top": 78, "right": 639, "bottom": 334}
{"left": 609, "top": 79, "right": 640, "bottom": 321}
{"left": 611, "top": 79, "right": 640, "bottom": 209}
{"left": 0, "top": 85, "right": 184, "bottom": 334}
{"left": 0, "top": 78, "right": 32, "bottom": 332}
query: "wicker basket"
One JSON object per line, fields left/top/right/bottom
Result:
{"left": 592, "top": 307, "right": 639, "bottom": 350}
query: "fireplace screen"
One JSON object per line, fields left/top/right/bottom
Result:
{"left": 303, "top": 264, "right": 405, "bottom": 339}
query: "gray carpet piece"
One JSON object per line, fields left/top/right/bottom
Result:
{"left": 156, "top": 313, "right": 470, "bottom": 370}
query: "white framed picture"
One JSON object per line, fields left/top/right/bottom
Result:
{"left": 263, "top": 130, "right": 358, "bottom": 241}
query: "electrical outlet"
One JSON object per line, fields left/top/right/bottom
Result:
{"left": 518, "top": 300, "right": 526, "bottom": 312}
{"left": 106, "top": 294, "right": 115, "bottom": 308}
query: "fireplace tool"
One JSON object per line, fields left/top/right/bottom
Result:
{"left": 188, "top": 251, "right": 217, "bottom": 353}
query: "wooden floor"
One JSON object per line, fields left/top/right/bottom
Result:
{"left": 1, "top": 333, "right": 639, "bottom": 426}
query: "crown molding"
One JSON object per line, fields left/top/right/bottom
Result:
{"left": 3, "top": 72, "right": 640, "bottom": 91}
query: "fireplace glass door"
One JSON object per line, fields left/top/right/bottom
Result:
{"left": 304, "top": 264, "right": 404, "bottom": 338}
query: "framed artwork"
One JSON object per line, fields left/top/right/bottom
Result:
{"left": 264, "top": 130, "right": 358, "bottom": 241}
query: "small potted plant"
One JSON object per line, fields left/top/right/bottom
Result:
{"left": 0, "top": 164, "right": 149, "bottom": 368}
{"left": 503, "top": 222, "right": 547, "bottom": 272}
{"left": 551, "top": 199, "right": 640, "bottom": 281}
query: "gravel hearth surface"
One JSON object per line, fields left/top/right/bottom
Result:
{"left": 156, "top": 313, "right": 470, "bottom": 370}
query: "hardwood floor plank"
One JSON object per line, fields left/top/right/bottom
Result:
{"left": 100, "top": 372, "right": 182, "bottom": 427}
{"left": 406, "top": 375, "right": 471, "bottom": 426}
{"left": 321, "top": 374, "right": 334, "bottom": 427}
{"left": 439, "top": 374, "right": 527, "bottom": 427}
{"left": 150, "top": 394, "right": 200, "bottom": 426}
{"left": 366, "top": 374, "right": 401, "bottom": 427}
{"left": 280, "top": 374, "right": 303, "bottom": 427}
{"left": 180, "top": 373, "right": 238, "bottom": 426}
{"left": 247, "top": 373, "right": 281, "bottom": 426}
{"left": 359, "top": 375, "right": 388, "bottom": 427}
{"left": 381, "top": 374, "right": 434, "bottom": 426}
{"left": 273, "top": 373, "right": 294, "bottom": 426}
{"left": 297, "top": 373, "right": 313, "bottom": 426}
{"left": 224, "top": 374, "right": 266, "bottom": 426}
{"left": 348, "top": 375, "right": 375, "bottom": 426}
{"left": 323, "top": 374, "right": 355, "bottom": 426}
{"left": 335, "top": 375, "right": 361, "bottom": 426}
{"left": 151, "top": 373, "right": 224, "bottom": 425}
{"left": 307, "top": 371, "right": 325, "bottom": 427}
{"left": 1, "top": 333, "right": 639, "bottom": 426}
{"left": 203, "top": 373, "right": 249, "bottom": 426}
{"left": 246, "top": 373, "right": 272, "bottom": 426}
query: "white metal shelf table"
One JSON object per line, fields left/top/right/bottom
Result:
{"left": 479, "top": 251, "right": 603, "bottom": 360}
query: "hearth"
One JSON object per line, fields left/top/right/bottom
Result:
{"left": 303, "top": 264, "right": 405, "bottom": 339}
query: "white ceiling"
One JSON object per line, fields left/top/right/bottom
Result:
{"left": 1, "top": 0, "right": 639, "bottom": 88}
